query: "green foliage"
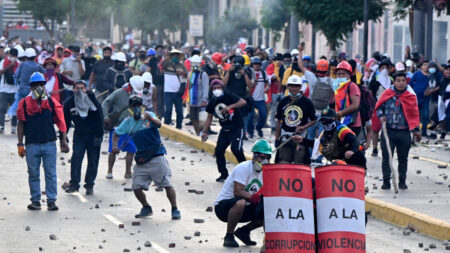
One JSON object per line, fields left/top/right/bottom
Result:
{"left": 392, "top": 0, "right": 413, "bottom": 20}
{"left": 287, "top": 0, "right": 387, "bottom": 50}
{"left": 206, "top": 6, "right": 257, "bottom": 47}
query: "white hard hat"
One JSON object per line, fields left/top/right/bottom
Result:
{"left": 290, "top": 49, "right": 299, "bottom": 55}
{"left": 113, "top": 52, "right": 127, "bottom": 62}
{"left": 142, "top": 72, "right": 153, "bottom": 83}
{"left": 25, "top": 48, "right": 36, "bottom": 57}
{"left": 395, "top": 62, "right": 405, "bottom": 71}
{"left": 287, "top": 75, "right": 302, "bottom": 85}
{"left": 190, "top": 55, "right": 202, "bottom": 64}
{"left": 405, "top": 59, "right": 413, "bottom": 67}
{"left": 17, "top": 47, "right": 25, "bottom": 58}
{"left": 129, "top": 75, "right": 144, "bottom": 94}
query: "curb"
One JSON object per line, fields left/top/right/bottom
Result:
{"left": 160, "top": 124, "right": 450, "bottom": 241}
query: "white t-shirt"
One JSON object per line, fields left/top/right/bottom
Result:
{"left": 164, "top": 74, "right": 181, "bottom": 93}
{"left": 60, "top": 57, "right": 85, "bottom": 91}
{"left": 0, "top": 59, "right": 18, "bottom": 93}
{"left": 142, "top": 84, "right": 156, "bottom": 109}
{"left": 252, "top": 70, "right": 269, "bottom": 101}
{"left": 214, "top": 160, "right": 263, "bottom": 206}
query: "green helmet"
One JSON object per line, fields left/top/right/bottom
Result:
{"left": 251, "top": 139, "right": 273, "bottom": 155}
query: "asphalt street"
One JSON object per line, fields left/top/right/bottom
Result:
{"left": 0, "top": 123, "right": 449, "bottom": 252}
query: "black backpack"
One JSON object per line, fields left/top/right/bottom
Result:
{"left": 4, "top": 69, "right": 15, "bottom": 85}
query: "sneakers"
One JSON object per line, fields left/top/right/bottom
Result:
{"left": 65, "top": 186, "right": 79, "bottom": 193}
{"left": 135, "top": 205, "right": 153, "bottom": 218}
{"left": 124, "top": 173, "right": 132, "bottom": 179}
{"left": 11, "top": 126, "right": 16, "bottom": 134}
{"left": 207, "top": 129, "right": 217, "bottom": 135}
{"left": 257, "top": 129, "right": 264, "bottom": 138}
{"left": 216, "top": 175, "right": 228, "bottom": 182}
{"left": 106, "top": 173, "right": 113, "bottom": 179}
{"left": 399, "top": 182, "right": 408, "bottom": 190}
{"left": 371, "top": 148, "right": 378, "bottom": 157}
{"left": 223, "top": 234, "right": 239, "bottom": 248}
{"left": 85, "top": 187, "right": 94, "bottom": 195}
{"left": 47, "top": 202, "right": 59, "bottom": 211}
{"left": 440, "top": 133, "right": 446, "bottom": 140}
{"left": 428, "top": 133, "right": 437, "bottom": 140}
{"left": 242, "top": 135, "right": 248, "bottom": 141}
{"left": 381, "top": 182, "right": 391, "bottom": 190}
{"left": 27, "top": 201, "right": 41, "bottom": 210}
{"left": 248, "top": 133, "right": 254, "bottom": 139}
{"left": 234, "top": 227, "right": 256, "bottom": 246}
{"left": 171, "top": 208, "right": 181, "bottom": 220}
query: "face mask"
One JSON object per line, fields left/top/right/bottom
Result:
{"left": 157, "top": 51, "right": 164, "bottom": 56}
{"left": 115, "top": 62, "right": 125, "bottom": 71}
{"left": 429, "top": 68, "right": 436, "bottom": 74}
{"left": 129, "top": 106, "right": 143, "bottom": 120}
{"left": 33, "top": 87, "right": 45, "bottom": 99}
{"left": 332, "top": 78, "right": 348, "bottom": 91}
{"left": 253, "top": 161, "right": 263, "bottom": 172}
{"left": 288, "top": 91, "right": 301, "bottom": 97}
{"left": 143, "top": 88, "right": 149, "bottom": 95}
{"left": 212, "top": 89, "right": 223, "bottom": 97}
{"left": 103, "top": 56, "right": 111, "bottom": 60}
{"left": 46, "top": 69, "right": 55, "bottom": 77}
{"left": 171, "top": 57, "right": 179, "bottom": 63}
{"left": 322, "top": 120, "right": 337, "bottom": 131}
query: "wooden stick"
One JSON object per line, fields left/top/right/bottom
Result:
{"left": 382, "top": 121, "right": 398, "bottom": 193}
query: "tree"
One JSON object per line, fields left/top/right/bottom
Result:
{"left": 260, "top": 0, "right": 290, "bottom": 43}
{"left": 393, "top": 0, "right": 450, "bottom": 20}
{"left": 287, "top": 0, "right": 387, "bottom": 51}
{"left": 15, "top": 0, "right": 70, "bottom": 38}
{"left": 206, "top": 6, "right": 257, "bottom": 48}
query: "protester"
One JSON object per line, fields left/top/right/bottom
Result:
{"left": 375, "top": 72, "right": 421, "bottom": 189}
{"left": 201, "top": 79, "right": 247, "bottom": 182}
{"left": 274, "top": 75, "right": 316, "bottom": 164}
{"left": 88, "top": 46, "right": 114, "bottom": 103}
{"left": 60, "top": 46, "right": 85, "bottom": 99}
{"left": 129, "top": 48, "right": 147, "bottom": 75}
{"left": 103, "top": 52, "right": 133, "bottom": 93}
{"left": 102, "top": 75, "right": 144, "bottom": 179}
{"left": 17, "top": 72, "right": 69, "bottom": 211}
{"left": 146, "top": 48, "right": 165, "bottom": 117}
{"left": 223, "top": 55, "right": 253, "bottom": 99}
{"left": 81, "top": 46, "right": 97, "bottom": 83}
{"left": 265, "top": 53, "right": 284, "bottom": 133}
{"left": 410, "top": 61, "right": 431, "bottom": 137}
{"left": 246, "top": 57, "right": 269, "bottom": 138}
{"left": 0, "top": 48, "right": 19, "bottom": 134}
{"left": 141, "top": 72, "right": 157, "bottom": 112}
{"left": 182, "top": 55, "right": 209, "bottom": 135}
{"left": 63, "top": 80, "right": 104, "bottom": 195}
{"left": 214, "top": 139, "right": 271, "bottom": 247}
{"left": 43, "top": 58, "right": 74, "bottom": 104}
{"left": 438, "top": 64, "right": 450, "bottom": 139}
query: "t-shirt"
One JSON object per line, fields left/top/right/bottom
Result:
{"left": 115, "top": 112, "right": 167, "bottom": 155}
{"left": 252, "top": 70, "right": 268, "bottom": 101}
{"left": 347, "top": 82, "right": 362, "bottom": 128}
{"left": 162, "top": 61, "right": 187, "bottom": 93}
{"left": 60, "top": 57, "right": 86, "bottom": 91}
{"left": 82, "top": 56, "right": 97, "bottom": 80}
{"left": 206, "top": 91, "right": 243, "bottom": 129}
{"left": 410, "top": 71, "right": 430, "bottom": 103}
{"left": 276, "top": 96, "right": 317, "bottom": 133}
{"left": 214, "top": 160, "right": 263, "bottom": 206}
{"left": 0, "top": 59, "right": 18, "bottom": 93}
{"left": 91, "top": 59, "right": 114, "bottom": 91}
{"left": 224, "top": 70, "right": 251, "bottom": 98}
{"left": 202, "top": 63, "right": 221, "bottom": 84}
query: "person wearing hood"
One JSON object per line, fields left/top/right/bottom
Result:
{"left": 88, "top": 46, "right": 114, "bottom": 103}
{"left": 17, "top": 72, "right": 70, "bottom": 211}
{"left": 201, "top": 79, "right": 247, "bottom": 182}
{"left": 102, "top": 75, "right": 144, "bottom": 179}
{"left": 63, "top": 80, "right": 103, "bottom": 195}
{"left": 43, "top": 57, "right": 74, "bottom": 104}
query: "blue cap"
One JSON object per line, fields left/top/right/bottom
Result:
{"left": 29, "top": 72, "right": 46, "bottom": 86}
{"left": 147, "top": 48, "right": 156, "bottom": 56}
{"left": 302, "top": 55, "right": 312, "bottom": 61}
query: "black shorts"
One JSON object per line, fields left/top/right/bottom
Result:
{"left": 214, "top": 197, "right": 263, "bottom": 223}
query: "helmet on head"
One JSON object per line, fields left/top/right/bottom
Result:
{"left": 251, "top": 139, "right": 272, "bottom": 155}
{"left": 395, "top": 62, "right": 406, "bottom": 71}
{"left": 128, "top": 94, "right": 143, "bottom": 107}
{"left": 190, "top": 55, "right": 202, "bottom": 64}
{"left": 114, "top": 52, "right": 127, "bottom": 62}
{"left": 290, "top": 49, "right": 299, "bottom": 55}
{"left": 142, "top": 72, "right": 153, "bottom": 83}
{"left": 212, "top": 53, "right": 222, "bottom": 65}
{"left": 43, "top": 57, "right": 57, "bottom": 67}
{"left": 287, "top": 75, "right": 302, "bottom": 86}
{"left": 319, "top": 108, "right": 337, "bottom": 121}
{"left": 302, "top": 55, "right": 312, "bottom": 61}
{"left": 29, "top": 72, "right": 46, "bottom": 86}
{"left": 405, "top": 59, "right": 413, "bottom": 68}
{"left": 129, "top": 75, "right": 144, "bottom": 94}
{"left": 233, "top": 55, "right": 245, "bottom": 65}
{"left": 147, "top": 48, "right": 156, "bottom": 56}
{"left": 336, "top": 61, "right": 353, "bottom": 74}
{"left": 251, "top": 57, "right": 262, "bottom": 65}
{"left": 316, "top": 59, "right": 329, "bottom": 72}
{"left": 25, "top": 48, "right": 36, "bottom": 58}
{"left": 245, "top": 46, "right": 255, "bottom": 55}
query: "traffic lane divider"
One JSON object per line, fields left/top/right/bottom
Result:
{"left": 160, "top": 124, "right": 450, "bottom": 241}
{"left": 366, "top": 196, "right": 450, "bottom": 241}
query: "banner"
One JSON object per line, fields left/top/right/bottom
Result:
{"left": 189, "top": 15, "right": 203, "bottom": 37}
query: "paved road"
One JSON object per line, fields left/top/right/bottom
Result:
{"left": 0, "top": 126, "right": 448, "bottom": 252}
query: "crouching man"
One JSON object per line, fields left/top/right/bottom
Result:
{"left": 112, "top": 95, "right": 180, "bottom": 219}
{"left": 214, "top": 139, "right": 272, "bottom": 247}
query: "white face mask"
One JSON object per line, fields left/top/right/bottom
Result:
{"left": 212, "top": 89, "right": 223, "bottom": 97}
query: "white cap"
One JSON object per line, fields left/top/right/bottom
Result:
{"left": 405, "top": 59, "right": 413, "bottom": 67}
{"left": 287, "top": 75, "right": 302, "bottom": 85}
{"left": 190, "top": 55, "right": 202, "bottom": 64}
{"left": 25, "top": 48, "right": 36, "bottom": 57}
{"left": 142, "top": 72, "right": 153, "bottom": 83}
{"left": 290, "top": 49, "right": 299, "bottom": 55}
{"left": 129, "top": 75, "right": 144, "bottom": 94}
{"left": 395, "top": 62, "right": 405, "bottom": 71}
{"left": 113, "top": 52, "right": 127, "bottom": 62}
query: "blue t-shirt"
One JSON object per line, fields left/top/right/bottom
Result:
{"left": 15, "top": 61, "right": 46, "bottom": 92}
{"left": 409, "top": 71, "right": 430, "bottom": 103}
{"left": 115, "top": 112, "right": 166, "bottom": 155}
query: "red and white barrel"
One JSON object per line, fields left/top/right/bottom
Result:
{"left": 262, "top": 164, "right": 316, "bottom": 253}
{"left": 315, "top": 165, "right": 366, "bottom": 253}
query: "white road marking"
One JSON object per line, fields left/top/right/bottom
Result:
{"left": 72, "top": 192, "right": 88, "bottom": 203}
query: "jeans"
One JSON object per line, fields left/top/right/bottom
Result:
{"left": 418, "top": 99, "right": 430, "bottom": 135}
{"left": 307, "top": 117, "right": 323, "bottom": 162}
{"left": 26, "top": 142, "right": 57, "bottom": 203}
{"left": 156, "top": 84, "right": 165, "bottom": 119}
{"left": 70, "top": 134, "right": 102, "bottom": 190}
{"left": 8, "top": 89, "right": 29, "bottom": 117}
{"left": 246, "top": 100, "right": 268, "bottom": 136}
{"left": 380, "top": 128, "right": 411, "bottom": 184}
{"left": 164, "top": 92, "right": 183, "bottom": 129}
{"left": 269, "top": 94, "right": 282, "bottom": 129}
{"left": 0, "top": 92, "right": 17, "bottom": 127}
{"left": 215, "top": 127, "right": 246, "bottom": 177}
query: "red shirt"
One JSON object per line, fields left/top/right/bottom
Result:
{"left": 17, "top": 96, "right": 67, "bottom": 133}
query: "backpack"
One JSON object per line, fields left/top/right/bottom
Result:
{"left": 358, "top": 84, "right": 376, "bottom": 123}
{"left": 4, "top": 69, "right": 15, "bottom": 85}
{"left": 110, "top": 68, "right": 126, "bottom": 88}
{"left": 311, "top": 77, "right": 333, "bottom": 110}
